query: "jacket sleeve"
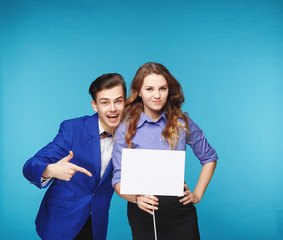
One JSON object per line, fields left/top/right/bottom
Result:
{"left": 23, "top": 120, "right": 73, "bottom": 189}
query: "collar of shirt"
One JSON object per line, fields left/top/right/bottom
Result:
{"left": 137, "top": 112, "right": 167, "bottom": 129}
{"left": 98, "top": 120, "right": 107, "bottom": 135}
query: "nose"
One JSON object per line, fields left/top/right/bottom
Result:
{"left": 109, "top": 102, "right": 116, "bottom": 111}
{"left": 153, "top": 90, "right": 161, "bottom": 99}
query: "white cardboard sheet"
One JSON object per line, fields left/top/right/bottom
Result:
{"left": 120, "top": 149, "right": 185, "bottom": 196}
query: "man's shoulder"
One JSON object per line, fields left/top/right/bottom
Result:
{"left": 60, "top": 114, "right": 97, "bottom": 128}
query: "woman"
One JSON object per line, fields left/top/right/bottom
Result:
{"left": 112, "top": 62, "right": 218, "bottom": 240}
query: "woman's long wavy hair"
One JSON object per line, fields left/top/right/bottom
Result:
{"left": 122, "top": 62, "right": 190, "bottom": 149}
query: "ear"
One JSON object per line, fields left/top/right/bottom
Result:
{"left": 91, "top": 100, "right": 98, "bottom": 112}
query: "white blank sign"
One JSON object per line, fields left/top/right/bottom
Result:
{"left": 120, "top": 149, "right": 185, "bottom": 196}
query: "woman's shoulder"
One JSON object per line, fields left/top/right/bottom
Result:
{"left": 177, "top": 112, "right": 193, "bottom": 124}
{"left": 177, "top": 114, "right": 200, "bottom": 132}
{"left": 114, "top": 121, "right": 129, "bottom": 139}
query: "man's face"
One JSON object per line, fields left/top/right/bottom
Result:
{"left": 91, "top": 85, "right": 125, "bottom": 133}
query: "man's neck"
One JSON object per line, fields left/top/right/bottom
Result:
{"left": 98, "top": 119, "right": 113, "bottom": 134}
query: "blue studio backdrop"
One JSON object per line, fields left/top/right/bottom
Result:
{"left": 0, "top": 0, "right": 282, "bottom": 239}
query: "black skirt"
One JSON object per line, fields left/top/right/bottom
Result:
{"left": 127, "top": 196, "right": 200, "bottom": 240}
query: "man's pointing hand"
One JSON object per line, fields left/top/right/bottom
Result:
{"left": 42, "top": 151, "right": 92, "bottom": 181}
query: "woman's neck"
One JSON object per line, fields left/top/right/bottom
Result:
{"left": 143, "top": 110, "right": 163, "bottom": 122}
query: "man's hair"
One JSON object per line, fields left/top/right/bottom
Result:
{"left": 89, "top": 73, "right": 127, "bottom": 101}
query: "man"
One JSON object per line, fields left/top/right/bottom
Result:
{"left": 23, "top": 73, "right": 126, "bottom": 240}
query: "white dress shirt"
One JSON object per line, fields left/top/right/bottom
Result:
{"left": 98, "top": 121, "right": 113, "bottom": 178}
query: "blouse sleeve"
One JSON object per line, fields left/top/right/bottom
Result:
{"left": 112, "top": 123, "right": 128, "bottom": 188}
{"left": 187, "top": 118, "right": 218, "bottom": 165}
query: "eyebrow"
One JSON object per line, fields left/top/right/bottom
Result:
{"left": 99, "top": 96, "right": 124, "bottom": 101}
{"left": 144, "top": 84, "right": 168, "bottom": 88}
{"left": 115, "top": 96, "right": 124, "bottom": 99}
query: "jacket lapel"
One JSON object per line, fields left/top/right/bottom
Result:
{"left": 86, "top": 114, "right": 101, "bottom": 183}
{"left": 101, "top": 159, "right": 113, "bottom": 182}
{"left": 86, "top": 113, "right": 115, "bottom": 185}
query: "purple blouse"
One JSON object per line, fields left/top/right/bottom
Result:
{"left": 112, "top": 112, "right": 218, "bottom": 187}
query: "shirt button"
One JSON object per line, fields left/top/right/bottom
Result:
{"left": 93, "top": 193, "right": 95, "bottom": 197}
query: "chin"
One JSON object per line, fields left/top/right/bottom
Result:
{"left": 108, "top": 119, "right": 120, "bottom": 127}
{"left": 153, "top": 107, "right": 163, "bottom": 111}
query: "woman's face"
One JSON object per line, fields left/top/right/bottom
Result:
{"left": 138, "top": 73, "right": 169, "bottom": 121}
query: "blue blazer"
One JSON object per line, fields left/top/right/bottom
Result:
{"left": 23, "top": 114, "right": 114, "bottom": 240}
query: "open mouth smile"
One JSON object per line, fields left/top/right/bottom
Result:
{"left": 107, "top": 114, "right": 119, "bottom": 122}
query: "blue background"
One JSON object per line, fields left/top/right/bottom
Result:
{"left": 1, "top": 0, "right": 282, "bottom": 239}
